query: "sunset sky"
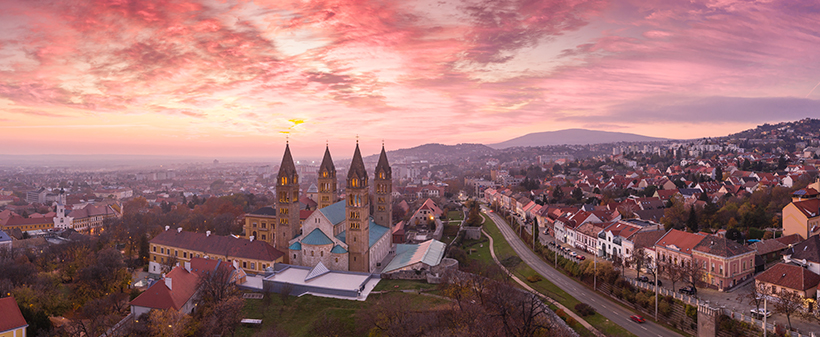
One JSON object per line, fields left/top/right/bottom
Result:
{"left": 2, "top": 0, "right": 819, "bottom": 159}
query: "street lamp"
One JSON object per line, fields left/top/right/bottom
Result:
{"left": 655, "top": 261, "right": 659, "bottom": 320}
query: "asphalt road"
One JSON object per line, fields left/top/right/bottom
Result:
{"left": 483, "top": 208, "right": 684, "bottom": 337}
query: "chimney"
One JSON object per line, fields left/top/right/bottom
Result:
{"left": 164, "top": 277, "right": 172, "bottom": 290}
{"left": 177, "top": 227, "right": 182, "bottom": 233}
{"left": 250, "top": 236, "right": 254, "bottom": 242}
{"left": 184, "top": 261, "right": 191, "bottom": 273}
{"left": 206, "top": 231, "right": 211, "bottom": 237}
{"left": 165, "top": 226, "right": 170, "bottom": 231}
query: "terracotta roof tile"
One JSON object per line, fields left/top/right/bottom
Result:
{"left": 0, "top": 296, "right": 27, "bottom": 332}
{"left": 755, "top": 263, "right": 820, "bottom": 292}
{"left": 150, "top": 230, "right": 284, "bottom": 262}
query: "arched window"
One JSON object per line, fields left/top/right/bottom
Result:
{"left": 252, "top": 231, "right": 257, "bottom": 238}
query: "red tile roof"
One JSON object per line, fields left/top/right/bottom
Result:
{"left": 150, "top": 230, "right": 284, "bottom": 262}
{"left": 791, "top": 199, "right": 820, "bottom": 219}
{"left": 130, "top": 266, "right": 199, "bottom": 311}
{"left": 656, "top": 229, "right": 706, "bottom": 254}
{"left": 0, "top": 296, "right": 27, "bottom": 333}
{"left": 755, "top": 263, "right": 820, "bottom": 292}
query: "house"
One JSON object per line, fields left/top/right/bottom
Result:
{"left": 0, "top": 296, "right": 27, "bottom": 336}
{"left": 783, "top": 235, "right": 820, "bottom": 275}
{"left": 781, "top": 198, "right": 820, "bottom": 239}
{"left": 597, "top": 221, "right": 641, "bottom": 259}
{"left": 243, "top": 206, "right": 277, "bottom": 245}
{"left": 575, "top": 222, "right": 607, "bottom": 254}
{"left": 410, "top": 199, "right": 443, "bottom": 226}
{"left": 755, "top": 263, "right": 820, "bottom": 307}
{"left": 655, "top": 229, "right": 707, "bottom": 269}
{"left": 130, "top": 265, "right": 200, "bottom": 318}
{"left": 692, "top": 236, "right": 755, "bottom": 291}
{"left": 148, "top": 227, "right": 285, "bottom": 275}
{"left": 629, "top": 230, "right": 666, "bottom": 271}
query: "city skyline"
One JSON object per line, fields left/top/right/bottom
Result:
{"left": 1, "top": 0, "right": 819, "bottom": 157}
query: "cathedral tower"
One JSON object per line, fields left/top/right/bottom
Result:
{"left": 276, "top": 143, "right": 301, "bottom": 263}
{"left": 373, "top": 145, "right": 392, "bottom": 228}
{"left": 346, "top": 143, "right": 370, "bottom": 272}
{"left": 317, "top": 145, "right": 337, "bottom": 209}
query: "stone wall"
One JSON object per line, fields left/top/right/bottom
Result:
{"left": 463, "top": 226, "right": 482, "bottom": 240}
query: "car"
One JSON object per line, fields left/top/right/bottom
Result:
{"left": 630, "top": 315, "right": 646, "bottom": 323}
{"left": 570, "top": 252, "right": 577, "bottom": 257}
{"left": 750, "top": 309, "right": 772, "bottom": 319}
{"left": 679, "top": 286, "right": 696, "bottom": 295}
{"left": 577, "top": 255, "right": 586, "bottom": 260}
{"left": 636, "top": 276, "right": 649, "bottom": 282}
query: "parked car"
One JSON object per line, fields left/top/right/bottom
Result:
{"left": 647, "top": 279, "right": 663, "bottom": 286}
{"left": 630, "top": 315, "right": 646, "bottom": 323}
{"left": 750, "top": 309, "right": 772, "bottom": 319}
{"left": 577, "top": 255, "right": 585, "bottom": 260}
{"left": 679, "top": 286, "right": 696, "bottom": 295}
{"left": 636, "top": 276, "right": 649, "bottom": 282}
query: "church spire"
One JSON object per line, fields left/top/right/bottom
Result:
{"left": 278, "top": 143, "right": 297, "bottom": 179}
{"left": 347, "top": 142, "right": 368, "bottom": 187}
{"left": 375, "top": 144, "right": 391, "bottom": 180}
{"left": 319, "top": 145, "right": 336, "bottom": 175}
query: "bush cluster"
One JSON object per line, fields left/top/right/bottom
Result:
{"left": 574, "top": 303, "right": 595, "bottom": 317}
{"left": 526, "top": 275, "right": 542, "bottom": 283}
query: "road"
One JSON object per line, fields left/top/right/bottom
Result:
{"left": 484, "top": 208, "right": 683, "bottom": 337}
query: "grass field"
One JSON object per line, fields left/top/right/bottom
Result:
{"left": 236, "top": 289, "right": 449, "bottom": 337}
{"left": 478, "top": 213, "right": 637, "bottom": 337}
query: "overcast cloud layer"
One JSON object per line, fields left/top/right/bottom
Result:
{"left": 1, "top": 0, "right": 818, "bottom": 157}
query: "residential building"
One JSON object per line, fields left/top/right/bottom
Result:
{"left": 130, "top": 265, "right": 200, "bottom": 317}
{"left": 69, "top": 202, "right": 122, "bottom": 233}
{"left": 148, "top": 227, "right": 284, "bottom": 275}
{"left": 0, "top": 296, "right": 27, "bottom": 337}
{"left": 655, "top": 229, "right": 707, "bottom": 269}
{"left": 2, "top": 216, "right": 53, "bottom": 232}
{"left": 755, "top": 263, "right": 820, "bottom": 308}
{"left": 781, "top": 198, "right": 820, "bottom": 239}
{"left": 692, "top": 236, "right": 755, "bottom": 291}
{"left": 783, "top": 235, "right": 820, "bottom": 275}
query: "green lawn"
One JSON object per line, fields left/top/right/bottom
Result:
{"left": 480, "top": 213, "right": 637, "bottom": 337}
{"left": 236, "top": 291, "right": 449, "bottom": 337}
{"left": 447, "top": 210, "right": 464, "bottom": 221}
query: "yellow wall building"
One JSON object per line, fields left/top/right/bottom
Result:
{"left": 148, "top": 227, "right": 284, "bottom": 275}
{"left": 782, "top": 199, "right": 820, "bottom": 240}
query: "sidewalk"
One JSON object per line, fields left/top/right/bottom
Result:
{"left": 482, "top": 228, "right": 601, "bottom": 337}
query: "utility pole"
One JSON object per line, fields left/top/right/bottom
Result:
{"left": 594, "top": 251, "right": 597, "bottom": 291}
{"left": 655, "top": 261, "right": 659, "bottom": 320}
{"left": 763, "top": 297, "right": 767, "bottom": 337}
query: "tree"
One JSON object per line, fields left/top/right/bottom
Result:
{"left": 661, "top": 260, "right": 687, "bottom": 292}
{"left": 147, "top": 308, "right": 193, "bottom": 337}
{"left": 738, "top": 282, "right": 771, "bottom": 315}
{"left": 714, "top": 166, "right": 724, "bottom": 181}
{"left": 552, "top": 187, "right": 564, "bottom": 202}
{"left": 686, "top": 206, "right": 698, "bottom": 232}
{"left": 197, "top": 264, "right": 238, "bottom": 306}
{"left": 682, "top": 259, "right": 703, "bottom": 291}
{"left": 661, "top": 195, "right": 687, "bottom": 230}
{"left": 772, "top": 289, "right": 805, "bottom": 331}
{"left": 632, "top": 247, "right": 648, "bottom": 278}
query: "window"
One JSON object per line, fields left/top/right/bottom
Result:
{"left": 183, "top": 252, "right": 188, "bottom": 258}
{"left": 350, "top": 222, "right": 360, "bottom": 230}
{"left": 253, "top": 231, "right": 257, "bottom": 238}
{"left": 175, "top": 250, "right": 178, "bottom": 257}
{"left": 153, "top": 256, "right": 156, "bottom": 261}
{"left": 250, "top": 262, "right": 255, "bottom": 270}
{"left": 311, "top": 251, "right": 314, "bottom": 256}
{"left": 335, "top": 257, "right": 339, "bottom": 263}
{"left": 280, "top": 176, "right": 288, "bottom": 185}
{"left": 261, "top": 222, "right": 266, "bottom": 228}
{"left": 161, "top": 247, "right": 165, "bottom": 254}
{"left": 280, "top": 218, "right": 288, "bottom": 225}
{"left": 262, "top": 234, "right": 266, "bottom": 240}
{"left": 321, "top": 251, "right": 324, "bottom": 257}
{"left": 153, "top": 246, "right": 156, "bottom": 252}
{"left": 293, "top": 254, "right": 296, "bottom": 259}
{"left": 242, "top": 261, "right": 247, "bottom": 268}
{"left": 280, "top": 208, "right": 289, "bottom": 215}
{"left": 253, "top": 222, "right": 257, "bottom": 228}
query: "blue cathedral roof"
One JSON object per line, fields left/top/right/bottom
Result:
{"left": 288, "top": 242, "right": 301, "bottom": 250}
{"left": 334, "top": 218, "right": 390, "bottom": 249}
{"left": 331, "top": 245, "right": 347, "bottom": 254}
{"left": 301, "top": 228, "right": 333, "bottom": 246}
{"left": 319, "top": 200, "right": 346, "bottom": 225}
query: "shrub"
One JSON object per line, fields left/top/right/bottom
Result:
{"left": 555, "top": 309, "right": 567, "bottom": 319}
{"left": 685, "top": 304, "right": 698, "bottom": 321}
{"left": 659, "top": 301, "right": 672, "bottom": 317}
{"left": 566, "top": 317, "right": 577, "bottom": 326}
{"left": 574, "top": 303, "right": 596, "bottom": 317}
{"left": 526, "top": 275, "right": 542, "bottom": 283}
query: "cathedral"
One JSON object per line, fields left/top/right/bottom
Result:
{"left": 273, "top": 142, "right": 394, "bottom": 273}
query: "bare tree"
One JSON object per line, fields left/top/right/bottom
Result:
{"left": 485, "top": 282, "right": 553, "bottom": 337}
{"left": 197, "top": 263, "right": 237, "bottom": 306}
{"left": 738, "top": 282, "right": 771, "bottom": 314}
{"left": 772, "top": 289, "right": 805, "bottom": 332}
{"left": 632, "top": 247, "right": 648, "bottom": 278}
{"left": 682, "top": 259, "right": 704, "bottom": 292}
{"left": 661, "top": 260, "right": 687, "bottom": 292}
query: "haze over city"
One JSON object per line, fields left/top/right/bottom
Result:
{"left": 2, "top": 0, "right": 820, "bottom": 158}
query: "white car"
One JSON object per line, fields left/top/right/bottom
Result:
{"left": 750, "top": 308, "right": 772, "bottom": 318}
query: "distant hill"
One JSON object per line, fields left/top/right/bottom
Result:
{"left": 489, "top": 129, "right": 668, "bottom": 149}
{"left": 364, "top": 143, "right": 496, "bottom": 163}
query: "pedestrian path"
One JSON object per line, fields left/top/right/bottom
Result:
{"left": 482, "top": 228, "right": 603, "bottom": 337}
